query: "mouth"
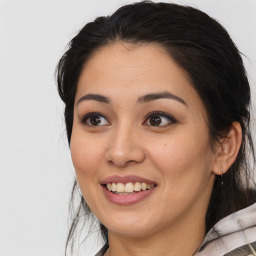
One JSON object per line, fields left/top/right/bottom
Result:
{"left": 100, "top": 176, "right": 157, "bottom": 205}
{"left": 103, "top": 182, "right": 156, "bottom": 195}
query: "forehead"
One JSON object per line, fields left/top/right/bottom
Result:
{"left": 79, "top": 42, "right": 187, "bottom": 86}
{"left": 76, "top": 42, "right": 206, "bottom": 116}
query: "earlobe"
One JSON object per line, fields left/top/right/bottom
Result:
{"left": 212, "top": 122, "right": 242, "bottom": 175}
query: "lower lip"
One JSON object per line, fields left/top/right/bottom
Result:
{"left": 102, "top": 185, "right": 156, "bottom": 205}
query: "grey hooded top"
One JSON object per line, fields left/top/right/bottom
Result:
{"left": 95, "top": 203, "right": 256, "bottom": 256}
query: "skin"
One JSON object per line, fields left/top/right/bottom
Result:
{"left": 70, "top": 42, "right": 242, "bottom": 256}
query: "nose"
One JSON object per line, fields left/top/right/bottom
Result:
{"left": 106, "top": 124, "right": 145, "bottom": 167}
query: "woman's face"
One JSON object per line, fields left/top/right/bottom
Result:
{"left": 71, "top": 43, "right": 217, "bottom": 238}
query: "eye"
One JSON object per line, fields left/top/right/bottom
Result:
{"left": 81, "top": 112, "right": 110, "bottom": 127}
{"left": 143, "top": 112, "right": 176, "bottom": 127}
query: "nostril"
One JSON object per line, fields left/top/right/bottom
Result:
{"left": 107, "top": 159, "right": 140, "bottom": 168}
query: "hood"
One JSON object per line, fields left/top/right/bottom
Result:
{"left": 196, "top": 203, "right": 256, "bottom": 256}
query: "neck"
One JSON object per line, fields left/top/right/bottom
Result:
{"left": 107, "top": 212, "right": 206, "bottom": 256}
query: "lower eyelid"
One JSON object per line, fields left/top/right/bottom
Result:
{"left": 143, "top": 112, "right": 177, "bottom": 126}
{"left": 80, "top": 113, "right": 110, "bottom": 126}
{"left": 79, "top": 112, "right": 176, "bottom": 127}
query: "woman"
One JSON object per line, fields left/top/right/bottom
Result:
{"left": 56, "top": 1, "right": 256, "bottom": 255}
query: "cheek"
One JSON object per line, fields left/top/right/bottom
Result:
{"left": 70, "top": 131, "right": 107, "bottom": 209}
{"left": 145, "top": 131, "right": 214, "bottom": 222}
{"left": 148, "top": 130, "right": 213, "bottom": 185}
{"left": 70, "top": 131, "right": 105, "bottom": 179}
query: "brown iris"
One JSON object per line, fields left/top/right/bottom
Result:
{"left": 149, "top": 115, "right": 162, "bottom": 126}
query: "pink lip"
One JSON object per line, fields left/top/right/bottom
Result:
{"left": 102, "top": 185, "right": 156, "bottom": 205}
{"left": 100, "top": 175, "right": 157, "bottom": 185}
{"left": 100, "top": 175, "right": 157, "bottom": 205}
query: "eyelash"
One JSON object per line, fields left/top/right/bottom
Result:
{"left": 80, "top": 112, "right": 110, "bottom": 127}
{"left": 80, "top": 111, "right": 177, "bottom": 128}
{"left": 143, "top": 111, "right": 177, "bottom": 127}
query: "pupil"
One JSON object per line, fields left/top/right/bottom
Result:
{"left": 90, "top": 116, "right": 101, "bottom": 126}
{"left": 150, "top": 115, "right": 161, "bottom": 126}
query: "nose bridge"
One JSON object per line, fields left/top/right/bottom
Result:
{"left": 106, "top": 121, "right": 145, "bottom": 167}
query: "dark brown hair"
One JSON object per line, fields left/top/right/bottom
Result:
{"left": 56, "top": 1, "right": 255, "bottom": 254}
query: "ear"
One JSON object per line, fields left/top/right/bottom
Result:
{"left": 212, "top": 122, "right": 242, "bottom": 175}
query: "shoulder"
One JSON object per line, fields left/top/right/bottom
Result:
{"left": 195, "top": 203, "right": 256, "bottom": 256}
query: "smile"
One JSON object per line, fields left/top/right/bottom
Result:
{"left": 100, "top": 175, "right": 157, "bottom": 205}
{"left": 106, "top": 182, "right": 155, "bottom": 194}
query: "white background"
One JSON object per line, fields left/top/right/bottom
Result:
{"left": 0, "top": 0, "right": 255, "bottom": 255}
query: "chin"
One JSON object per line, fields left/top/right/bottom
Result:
{"left": 100, "top": 211, "right": 162, "bottom": 238}
{"left": 108, "top": 223, "right": 154, "bottom": 238}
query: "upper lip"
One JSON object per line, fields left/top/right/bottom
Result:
{"left": 100, "top": 175, "right": 157, "bottom": 185}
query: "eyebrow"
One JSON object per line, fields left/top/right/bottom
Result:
{"left": 137, "top": 92, "right": 187, "bottom": 105}
{"left": 76, "top": 91, "right": 187, "bottom": 106}
{"left": 77, "top": 94, "right": 110, "bottom": 105}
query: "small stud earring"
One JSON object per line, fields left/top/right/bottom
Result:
{"left": 220, "top": 169, "right": 224, "bottom": 186}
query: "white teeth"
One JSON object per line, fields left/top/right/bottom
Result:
{"left": 116, "top": 183, "right": 125, "bottom": 192}
{"left": 134, "top": 182, "right": 142, "bottom": 191}
{"left": 125, "top": 182, "right": 134, "bottom": 192}
{"left": 141, "top": 183, "right": 147, "bottom": 191}
{"left": 112, "top": 183, "right": 117, "bottom": 192}
{"left": 106, "top": 182, "right": 155, "bottom": 193}
{"left": 106, "top": 183, "right": 112, "bottom": 191}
